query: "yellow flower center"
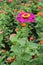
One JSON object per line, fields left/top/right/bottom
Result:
{"left": 22, "top": 13, "right": 30, "bottom": 18}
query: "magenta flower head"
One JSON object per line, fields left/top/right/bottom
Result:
{"left": 16, "top": 12, "right": 36, "bottom": 23}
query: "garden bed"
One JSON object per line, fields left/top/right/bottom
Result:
{"left": 0, "top": 0, "right": 43, "bottom": 65}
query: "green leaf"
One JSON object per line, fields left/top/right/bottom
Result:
{"left": 17, "top": 38, "right": 26, "bottom": 46}
{"left": 22, "top": 54, "right": 31, "bottom": 61}
{"left": 10, "top": 35, "right": 17, "bottom": 43}
{"left": 11, "top": 61, "right": 22, "bottom": 65}
{"left": 0, "top": 34, "right": 3, "bottom": 41}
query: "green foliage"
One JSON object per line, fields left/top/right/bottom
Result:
{"left": 0, "top": 0, "right": 43, "bottom": 65}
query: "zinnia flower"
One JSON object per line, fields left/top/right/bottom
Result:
{"left": 0, "top": 31, "right": 3, "bottom": 34}
{"left": 10, "top": 33, "right": 16, "bottom": 36}
{"left": 41, "top": 52, "right": 43, "bottom": 55}
{"left": 16, "top": 12, "right": 36, "bottom": 23}
{"left": 25, "top": 3, "right": 30, "bottom": 7}
{"left": 40, "top": 40, "right": 43, "bottom": 44}
{"left": 8, "top": 0, "right": 13, "bottom": 3}
{"left": 0, "top": 0, "right": 2, "bottom": 2}
{"left": 37, "top": 12, "right": 43, "bottom": 16}
{"left": 37, "top": 6, "right": 42, "bottom": 10}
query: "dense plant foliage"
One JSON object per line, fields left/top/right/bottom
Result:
{"left": 0, "top": 0, "right": 43, "bottom": 65}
